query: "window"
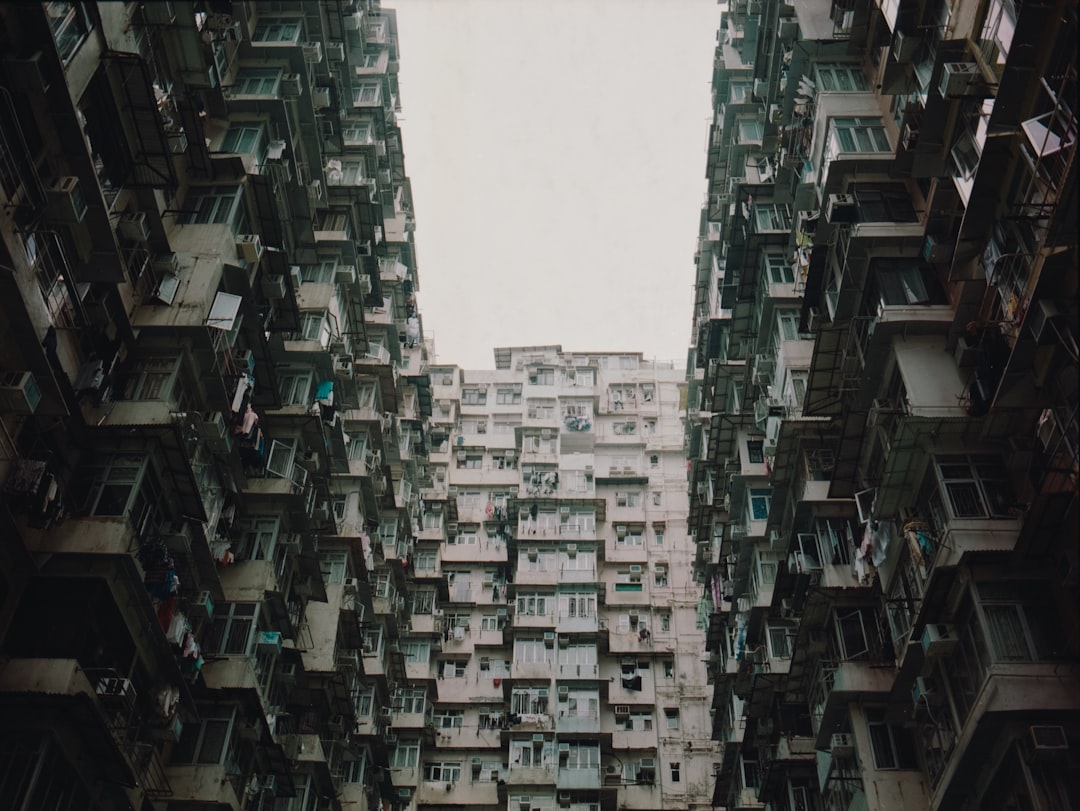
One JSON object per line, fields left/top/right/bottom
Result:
{"left": 220, "top": 124, "right": 267, "bottom": 157}
{"left": 654, "top": 566, "right": 668, "bottom": 587}
{"left": 615, "top": 492, "right": 641, "bottom": 508}
{"left": 253, "top": 18, "right": 302, "bottom": 43}
{"left": 440, "top": 660, "right": 466, "bottom": 678}
{"left": 612, "top": 420, "right": 637, "bottom": 435}
{"left": 530, "top": 368, "right": 555, "bottom": 385}
{"left": 115, "top": 357, "right": 186, "bottom": 404}
{"left": 670, "top": 762, "right": 681, "bottom": 782}
{"left": 738, "top": 118, "right": 764, "bottom": 143}
{"left": 749, "top": 489, "right": 772, "bottom": 521}
{"left": 46, "top": 1, "right": 91, "bottom": 63}
{"left": 623, "top": 711, "right": 654, "bottom": 731}
{"left": 390, "top": 740, "right": 421, "bottom": 768}
{"left": 343, "top": 120, "right": 374, "bottom": 145}
{"left": 652, "top": 491, "right": 662, "bottom": 506}
{"left": 173, "top": 704, "right": 236, "bottom": 764}
{"left": 776, "top": 309, "right": 802, "bottom": 343}
{"left": 768, "top": 624, "right": 794, "bottom": 659}
{"left": 516, "top": 594, "right": 548, "bottom": 616}
{"left": 866, "top": 708, "right": 918, "bottom": 769}
{"left": 873, "top": 260, "right": 947, "bottom": 307}
{"left": 560, "top": 592, "right": 596, "bottom": 618}
{"left": 514, "top": 639, "right": 549, "bottom": 663}
{"left": 653, "top": 526, "right": 665, "bottom": 546}
{"left": 278, "top": 367, "right": 313, "bottom": 405}
{"left": 662, "top": 658, "right": 674, "bottom": 678}
{"left": 413, "top": 589, "right": 436, "bottom": 614}
{"left": 401, "top": 641, "right": 430, "bottom": 664}
{"left": 763, "top": 252, "right": 794, "bottom": 284}
{"left": 353, "top": 81, "right": 382, "bottom": 105}
{"left": 747, "top": 440, "right": 764, "bottom": 464}
{"left": 424, "top": 762, "right": 462, "bottom": 783}
{"left": 640, "top": 383, "right": 655, "bottom": 402}
{"left": 616, "top": 528, "right": 643, "bottom": 547}
{"left": 297, "top": 313, "right": 333, "bottom": 348}
{"left": 326, "top": 158, "right": 368, "bottom": 186}
{"left": 320, "top": 551, "right": 347, "bottom": 585}
{"left": 663, "top": 708, "right": 680, "bottom": 730}
{"left": 832, "top": 607, "right": 881, "bottom": 661}
{"left": 931, "top": 454, "right": 1015, "bottom": 519}
{"left": 205, "top": 603, "right": 259, "bottom": 655}
{"left": 856, "top": 186, "right": 919, "bottom": 223}
{"left": 815, "top": 63, "right": 870, "bottom": 91}
{"left": 461, "top": 388, "right": 487, "bottom": 405}
{"left": 75, "top": 454, "right": 164, "bottom": 539}
{"left": 237, "top": 516, "right": 279, "bottom": 561}
{"left": 233, "top": 67, "right": 281, "bottom": 95}
{"left": 497, "top": 387, "right": 521, "bottom": 404}
{"left": 754, "top": 203, "right": 792, "bottom": 232}
{"left": 658, "top": 611, "right": 671, "bottom": 631}
{"left": 830, "top": 117, "right": 891, "bottom": 153}
{"left": 178, "top": 185, "right": 247, "bottom": 230}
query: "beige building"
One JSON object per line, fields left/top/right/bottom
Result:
{"left": 410, "top": 346, "right": 717, "bottom": 811}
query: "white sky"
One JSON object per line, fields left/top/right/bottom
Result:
{"left": 392, "top": 0, "right": 720, "bottom": 370}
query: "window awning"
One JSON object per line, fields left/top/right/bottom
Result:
{"left": 205, "top": 291, "right": 243, "bottom": 331}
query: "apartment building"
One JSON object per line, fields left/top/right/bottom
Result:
{"left": 406, "top": 346, "right": 718, "bottom": 811}
{"left": 685, "top": 1, "right": 1078, "bottom": 810}
{"left": 0, "top": 2, "right": 432, "bottom": 809}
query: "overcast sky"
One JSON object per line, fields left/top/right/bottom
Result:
{"left": 392, "top": 0, "right": 720, "bottom": 370}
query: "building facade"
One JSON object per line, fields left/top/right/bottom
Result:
{"left": 684, "top": 1, "right": 1078, "bottom": 810}
{"left": 0, "top": 2, "right": 431, "bottom": 810}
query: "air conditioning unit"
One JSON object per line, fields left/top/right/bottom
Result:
{"left": 335, "top": 264, "right": 358, "bottom": 285}
{"left": 302, "top": 41, "right": 323, "bottom": 62}
{"left": 830, "top": 733, "right": 854, "bottom": 757}
{"left": 558, "top": 686, "right": 569, "bottom": 699}
{"left": 558, "top": 791, "right": 571, "bottom": 807}
{"left": 261, "top": 273, "right": 287, "bottom": 300}
{"left": 565, "top": 544, "right": 577, "bottom": 557}
{"left": 826, "top": 193, "right": 858, "bottom": 224}
{"left": 558, "top": 742, "right": 571, "bottom": 757}
{"left": 584, "top": 465, "right": 594, "bottom": 475}
{"left": 289, "top": 265, "right": 304, "bottom": 291}
{"left": 892, "top": 30, "right": 920, "bottom": 61}
{"left": 189, "top": 590, "right": 214, "bottom": 622}
{"left": 544, "top": 631, "right": 555, "bottom": 646}
{"left": 1026, "top": 725, "right": 1069, "bottom": 764}
{"left": 257, "top": 631, "right": 283, "bottom": 654}
{"left": 96, "top": 677, "right": 137, "bottom": 711}
{"left": 118, "top": 211, "right": 151, "bottom": 242}
{"left": 358, "top": 273, "right": 373, "bottom": 294}
{"left": 616, "top": 525, "right": 627, "bottom": 537}
{"left": 921, "top": 623, "right": 958, "bottom": 657}
{"left": 769, "top": 103, "right": 784, "bottom": 124}
{"left": 527, "top": 548, "right": 538, "bottom": 561}
{"left": 628, "top": 564, "right": 643, "bottom": 574}
{"left": 0, "top": 371, "right": 42, "bottom": 414}
{"left": 311, "top": 85, "right": 332, "bottom": 109}
{"left": 46, "top": 176, "right": 87, "bottom": 223}
{"left": 280, "top": 73, "right": 303, "bottom": 97}
{"left": 938, "top": 62, "right": 980, "bottom": 97}
{"left": 325, "top": 41, "right": 345, "bottom": 62}
{"left": 472, "top": 757, "right": 483, "bottom": 773}
{"left": 235, "top": 234, "right": 264, "bottom": 263}
{"left": 532, "top": 733, "right": 545, "bottom": 744}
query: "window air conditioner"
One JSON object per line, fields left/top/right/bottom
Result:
{"left": 544, "top": 631, "right": 555, "bottom": 645}
{"left": 302, "top": 41, "right": 323, "bottom": 62}
{"left": 312, "top": 85, "right": 332, "bottom": 109}
{"left": 559, "top": 792, "right": 571, "bottom": 808}
{"left": 281, "top": 73, "right": 303, "bottom": 97}
{"left": 825, "top": 194, "right": 858, "bottom": 224}
{"left": 0, "top": 371, "right": 42, "bottom": 415}
{"left": 1026, "top": 725, "right": 1069, "bottom": 764}
{"left": 532, "top": 733, "right": 545, "bottom": 743}
{"left": 892, "top": 30, "right": 920, "bottom": 61}
{"left": 189, "top": 590, "right": 214, "bottom": 622}
{"left": 565, "top": 544, "right": 577, "bottom": 557}
{"left": 118, "top": 211, "right": 151, "bottom": 242}
{"left": 628, "top": 565, "right": 642, "bottom": 574}
{"left": 830, "top": 733, "right": 854, "bottom": 757}
{"left": 235, "top": 234, "right": 264, "bottom": 263}
{"left": 938, "top": 62, "right": 980, "bottom": 97}
{"left": 46, "top": 176, "right": 87, "bottom": 223}
{"left": 325, "top": 41, "right": 345, "bottom": 62}
{"left": 920, "top": 623, "right": 958, "bottom": 657}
